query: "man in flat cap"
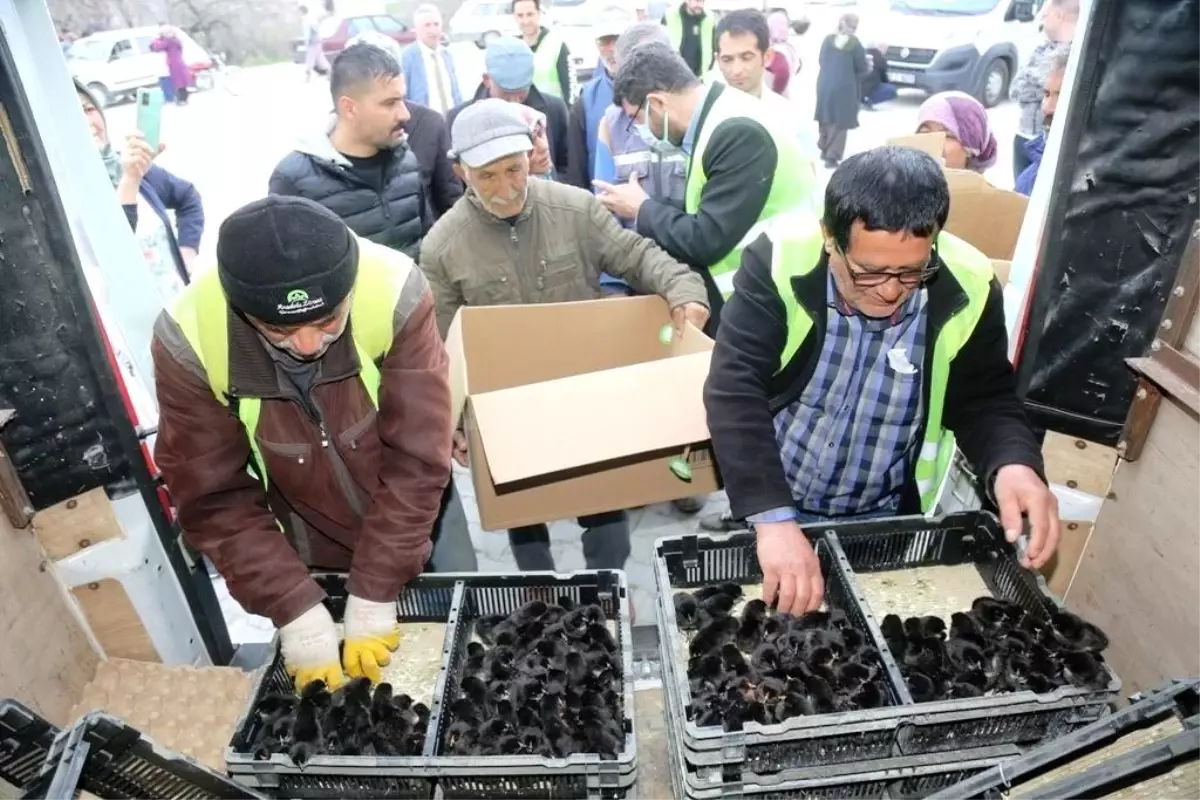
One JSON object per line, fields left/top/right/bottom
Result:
{"left": 420, "top": 98, "right": 709, "bottom": 574}
{"left": 153, "top": 195, "right": 452, "bottom": 690}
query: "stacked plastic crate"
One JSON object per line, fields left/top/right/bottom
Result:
{"left": 653, "top": 511, "right": 1122, "bottom": 800}
{"left": 225, "top": 572, "right": 638, "bottom": 800}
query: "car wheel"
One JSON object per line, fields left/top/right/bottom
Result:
{"left": 478, "top": 30, "right": 500, "bottom": 48}
{"left": 979, "top": 58, "right": 1010, "bottom": 108}
{"left": 87, "top": 82, "right": 111, "bottom": 109}
{"left": 194, "top": 70, "right": 215, "bottom": 91}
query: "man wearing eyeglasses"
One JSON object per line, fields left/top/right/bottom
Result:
{"left": 704, "top": 147, "right": 1060, "bottom": 617}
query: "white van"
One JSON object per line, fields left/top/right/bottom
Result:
{"left": 864, "top": 0, "right": 1041, "bottom": 107}
{"left": 68, "top": 27, "right": 214, "bottom": 108}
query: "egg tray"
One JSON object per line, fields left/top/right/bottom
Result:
{"left": 0, "top": 699, "right": 58, "bottom": 796}
{"left": 32, "top": 711, "right": 263, "bottom": 800}
{"left": 928, "top": 677, "right": 1200, "bottom": 799}
{"left": 653, "top": 512, "right": 1121, "bottom": 781}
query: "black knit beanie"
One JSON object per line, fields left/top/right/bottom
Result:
{"left": 217, "top": 196, "right": 358, "bottom": 325}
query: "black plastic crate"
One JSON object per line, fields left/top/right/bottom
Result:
{"left": 0, "top": 700, "right": 57, "bottom": 795}
{"left": 653, "top": 562, "right": 1021, "bottom": 790}
{"left": 424, "top": 571, "right": 638, "bottom": 800}
{"left": 225, "top": 573, "right": 462, "bottom": 798}
{"left": 825, "top": 511, "right": 1121, "bottom": 753}
{"left": 662, "top": 662, "right": 1008, "bottom": 800}
{"left": 929, "top": 678, "right": 1200, "bottom": 799}
{"left": 654, "top": 532, "right": 929, "bottom": 775}
{"left": 38, "top": 711, "right": 262, "bottom": 799}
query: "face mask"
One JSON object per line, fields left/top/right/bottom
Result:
{"left": 636, "top": 107, "right": 679, "bottom": 154}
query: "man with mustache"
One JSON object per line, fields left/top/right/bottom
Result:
{"left": 269, "top": 43, "right": 431, "bottom": 261}
{"left": 270, "top": 41, "right": 476, "bottom": 583}
{"left": 420, "top": 99, "right": 710, "bottom": 573}
{"left": 1015, "top": 46, "right": 1069, "bottom": 197}
{"left": 153, "top": 196, "right": 453, "bottom": 689}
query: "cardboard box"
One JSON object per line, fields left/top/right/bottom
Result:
{"left": 887, "top": 131, "right": 947, "bottom": 161}
{"left": 446, "top": 296, "right": 718, "bottom": 531}
{"left": 943, "top": 168, "right": 1028, "bottom": 286}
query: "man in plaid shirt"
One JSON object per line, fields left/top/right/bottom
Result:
{"left": 704, "top": 147, "right": 1059, "bottom": 615}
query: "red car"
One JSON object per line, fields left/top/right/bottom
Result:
{"left": 293, "top": 15, "right": 416, "bottom": 63}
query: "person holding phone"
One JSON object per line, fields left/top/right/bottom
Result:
{"left": 76, "top": 79, "right": 203, "bottom": 304}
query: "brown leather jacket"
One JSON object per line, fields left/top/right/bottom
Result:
{"left": 152, "top": 265, "right": 451, "bottom": 627}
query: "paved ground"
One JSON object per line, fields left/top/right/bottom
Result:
{"left": 102, "top": 31, "right": 1020, "bottom": 641}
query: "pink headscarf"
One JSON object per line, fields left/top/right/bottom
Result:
{"left": 916, "top": 91, "right": 999, "bottom": 172}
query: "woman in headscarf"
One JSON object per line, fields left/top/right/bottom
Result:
{"left": 814, "top": 12, "right": 868, "bottom": 168}
{"left": 916, "top": 91, "right": 999, "bottom": 173}
{"left": 764, "top": 10, "right": 800, "bottom": 97}
{"left": 150, "top": 25, "right": 191, "bottom": 106}
{"left": 75, "top": 79, "right": 203, "bottom": 304}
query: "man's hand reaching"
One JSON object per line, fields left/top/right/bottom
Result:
{"left": 756, "top": 520, "right": 825, "bottom": 615}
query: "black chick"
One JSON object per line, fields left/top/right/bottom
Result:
{"left": 465, "top": 641, "right": 487, "bottom": 675}
{"left": 474, "top": 613, "right": 509, "bottom": 645}
{"left": 288, "top": 694, "right": 322, "bottom": 766}
{"left": 907, "top": 671, "right": 940, "bottom": 703}
{"left": 720, "top": 642, "right": 750, "bottom": 676}
{"left": 737, "top": 599, "right": 768, "bottom": 650}
{"left": 1049, "top": 611, "right": 1109, "bottom": 654}
{"left": 588, "top": 623, "right": 618, "bottom": 653}
{"left": 751, "top": 642, "right": 780, "bottom": 673}
{"left": 674, "top": 593, "right": 700, "bottom": 629}
{"left": 689, "top": 615, "right": 738, "bottom": 656}
{"left": 950, "top": 611, "right": 985, "bottom": 644}
{"left": 881, "top": 614, "right": 906, "bottom": 651}
{"left": 1061, "top": 650, "right": 1109, "bottom": 690}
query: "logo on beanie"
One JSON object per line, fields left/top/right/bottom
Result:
{"left": 277, "top": 287, "right": 326, "bottom": 316}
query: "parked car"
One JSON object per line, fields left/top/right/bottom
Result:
{"left": 707, "top": 0, "right": 811, "bottom": 33}
{"left": 860, "top": 0, "right": 1041, "bottom": 107}
{"left": 292, "top": 14, "right": 416, "bottom": 64}
{"left": 68, "top": 26, "right": 214, "bottom": 108}
{"left": 448, "top": 0, "right": 522, "bottom": 48}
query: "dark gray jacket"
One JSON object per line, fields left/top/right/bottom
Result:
{"left": 268, "top": 123, "right": 429, "bottom": 260}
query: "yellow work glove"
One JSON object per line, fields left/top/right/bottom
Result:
{"left": 279, "top": 603, "right": 346, "bottom": 690}
{"left": 342, "top": 594, "right": 401, "bottom": 683}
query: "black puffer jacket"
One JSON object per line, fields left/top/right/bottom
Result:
{"left": 269, "top": 128, "right": 429, "bottom": 260}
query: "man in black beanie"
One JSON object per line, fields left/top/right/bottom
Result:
{"left": 153, "top": 196, "right": 455, "bottom": 689}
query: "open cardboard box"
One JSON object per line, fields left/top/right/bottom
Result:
{"left": 943, "top": 168, "right": 1029, "bottom": 286}
{"left": 446, "top": 296, "right": 718, "bottom": 531}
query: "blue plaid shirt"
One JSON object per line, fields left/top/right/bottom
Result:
{"left": 751, "top": 274, "right": 929, "bottom": 521}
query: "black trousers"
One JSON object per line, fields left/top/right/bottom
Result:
{"left": 818, "top": 122, "right": 848, "bottom": 164}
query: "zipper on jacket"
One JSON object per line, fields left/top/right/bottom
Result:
{"left": 311, "top": 394, "right": 367, "bottom": 518}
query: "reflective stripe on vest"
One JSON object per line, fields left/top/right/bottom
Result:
{"left": 532, "top": 29, "right": 564, "bottom": 99}
{"left": 686, "top": 86, "right": 816, "bottom": 298}
{"left": 168, "top": 237, "right": 411, "bottom": 489}
{"left": 766, "top": 220, "right": 995, "bottom": 512}
{"left": 666, "top": 9, "right": 714, "bottom": 75}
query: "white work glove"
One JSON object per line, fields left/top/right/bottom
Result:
{"left": 279, "top": 603, "right": 345, "bottom": 690}
{"left": 342, "top": 594, "right": 401, "bottom": 683}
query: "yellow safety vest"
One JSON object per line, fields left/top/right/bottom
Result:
{"left": 686, "top": 86, "right": 815, "bottom": 298}
{"left": 765, "top": 216, "right": 995, "bottom": 511}
{"left": 666, "top": 8, "right": 714, "bottom": 75}
{"left": 531, "top": 28, "right": 567, "bottom": 99}
{"left": 167, "top": 238, "right": 410, "bottom": 487}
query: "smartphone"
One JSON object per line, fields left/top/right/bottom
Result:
{"left": 135, "top": 87, "right": 164, "bottom": 152}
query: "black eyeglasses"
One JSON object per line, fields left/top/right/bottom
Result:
{"left": 625, "top": 101, "right": 646, "bottom": 134}
{"left": 838, "top": 245, "right": 940, "bottom": 288}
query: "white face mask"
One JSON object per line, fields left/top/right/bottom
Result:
{"left": 636, "top": 106, "right": 680, "bottom": 154}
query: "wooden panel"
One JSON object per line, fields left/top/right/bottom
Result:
{"left": 0, "top": 511, "right": 98, "bottom": 725}
{"left": 1040, "top": 520, "right": 1092, "bottom": 598}
{"left": 0, "top": 409, "right": 32, "bottom": 529}
{"left": 1067, "top": 397, "right": 1200, "bottom": 696}
{"left": 32, "top": 487, "right": 125, "bottom": 561}
{"left": 1042, "top": 432, "right": 1119, "bottom": 497}
{"left": 71, "top": 579, "right": 160, "bottom": 663}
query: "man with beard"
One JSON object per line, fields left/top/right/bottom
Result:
{"left": 1015, "top": 47, "right": 1069, "bottom": 196}
{"left": 420, "top": 99, "right": 710, "bottom": 573}
{"left": 270, "top": 43, "right": 431, "bottom": 261}
{"left": 153, "top": 196, "right": 453, "bottom": 690}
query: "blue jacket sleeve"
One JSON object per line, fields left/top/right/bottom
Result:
{"left": 143, "top": 165, "right": 204, "bottom": 250}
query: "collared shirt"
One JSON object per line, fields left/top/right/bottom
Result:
{"left": 755, "top": 271, "right": 928, "bottom": 521}
{"left": 420, "top": 41, "right": 452, "bottom": 115}
{"left": 680, "top": 83, "right": 711, "bottom": 156}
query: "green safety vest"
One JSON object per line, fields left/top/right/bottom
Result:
{"left": 765, "top": 216, "right": 995, "bottom": 512}
{"left": 532, "top": 28, "right": 566, "bottom": 99}
{"left": 167, "top": 238, "right": 410, "bottom": 488}
{"left": 666, "top": 10, "right": 714, "bottom": 76}
{"left": 686, "top": 86, "right": 815, "bottom": 298}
